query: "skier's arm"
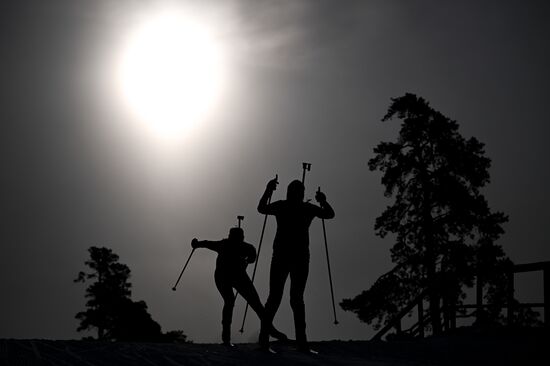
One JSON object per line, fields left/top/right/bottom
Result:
{"left": 191, "top": 238, "right": 222, "bottom": 252}
{"left": 258, "top": 177, "right": 278, "bottom": 215}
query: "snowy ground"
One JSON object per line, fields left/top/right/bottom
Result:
{"left": 1, "top": 329, "right": 547, "bottom": 366}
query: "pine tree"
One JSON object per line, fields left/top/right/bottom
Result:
{"left": 341, "top": 94, "right": 511, "bottom": 333}
{"left": 74, "top": 246, "right": 185, "bottom": 341}
{"left": 75, "top": 246, "right": 133, "bottom": 339}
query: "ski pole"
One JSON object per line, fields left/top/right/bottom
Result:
{"left": 302, "top": 164, "right": 338, "bottom": 324}
{"left": 239, "top": 174, "right": 277, "bottom": 333}
{"left": 172, "top": 248, "right": 196, "bottom": 291}
{"left": 318, "top": 186, "right": 339, "bottom": 325}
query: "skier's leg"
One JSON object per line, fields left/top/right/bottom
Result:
{"left": 289, "top": 257, "right": 310, "bottom": 348}
{"left": 259, "top": 254, "right": 289, "bottom": 346}
{"left": 233, "top": 272, "right": 288, "bottom": 341}
{"left": 215, "top": 273, "right": 235, "bottom": 345}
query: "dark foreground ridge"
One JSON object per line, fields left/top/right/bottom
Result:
{"left": 1, "top": 328, "right": 548, "bottom": 366}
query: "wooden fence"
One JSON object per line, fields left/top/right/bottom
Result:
{"left": 372, "top": 261, "right": 549, "bottom": 341}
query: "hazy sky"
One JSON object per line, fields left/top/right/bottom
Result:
{"left": 1, "top": 0, "right": 549, "bottom": 342}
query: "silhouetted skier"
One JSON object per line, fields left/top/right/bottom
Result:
{"left": 191, "top": 227, "right": 287, "bottom": 346}
{"left": 258, "top": 179, "right": 335, "bottom": 352}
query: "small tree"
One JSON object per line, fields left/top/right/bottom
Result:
{"left": 341, "top": 94, "right": 513, "bottom": 333}
{"left": 75, "top": 246, "right": 188, "bottom": 342}
{"left": 74, "top": 246, "right": 133, "bottom": 339}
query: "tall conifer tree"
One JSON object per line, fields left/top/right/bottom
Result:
{"left": 342, "top": 94, "right": 510, "bottom": 333}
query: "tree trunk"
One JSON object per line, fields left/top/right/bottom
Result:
{"left": 423, "top": 189, "right": 442, "bottom": 335}
{"left": 427, "top": 257, "right": 442, "bottom": 335}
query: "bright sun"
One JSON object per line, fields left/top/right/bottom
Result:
{"left": 115, "top": 9, "right": 226, "bottom": 141}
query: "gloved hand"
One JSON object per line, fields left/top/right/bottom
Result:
{"left": 191, "top": 238, "right": 199, "bottom": 249}
{"left": 315, "top": 190, "right": 327, "bottom": 204}
{"left": 266, "top": 177, "right": 278, "bottom": 192}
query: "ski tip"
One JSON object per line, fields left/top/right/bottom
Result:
{"left": 258, "top": 346, "right": 277, "bottom": 354}
{"left": 297, "top": 347, "right": 319, "bottom": 355}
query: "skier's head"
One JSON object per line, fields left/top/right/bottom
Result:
{"left": 228, "top": 227, "right": 244, "bottom": 243}
{"left": 287, "top": 180, "right": 305, "bottom": 202}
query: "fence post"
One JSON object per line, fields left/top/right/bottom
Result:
{"left": 507, "top": 270, "right": 515, "bottom": 327}
{"left": 418, "top": 299, "right": 424, "bottom": 338}
{"left": 450, "top": 298, "right": 456, "bottom": 330}
{"left": 544, "top": 264, "right": 549, "bottom": 327}
{"left": 476, "top": 271, "right": 484, "bottom": 324}
{"left": 443, "top": 296, "right": 450, "bottom": 331}
{"left": 395, "top": 319, "right": 402, "bottom": 334}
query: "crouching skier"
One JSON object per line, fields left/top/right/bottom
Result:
{"left": 191, "top": 227, "right": 288, "bottom": 346}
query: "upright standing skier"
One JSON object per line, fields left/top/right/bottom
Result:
{"left": 257, "top": 179, "right": 335, "bottom": 352}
